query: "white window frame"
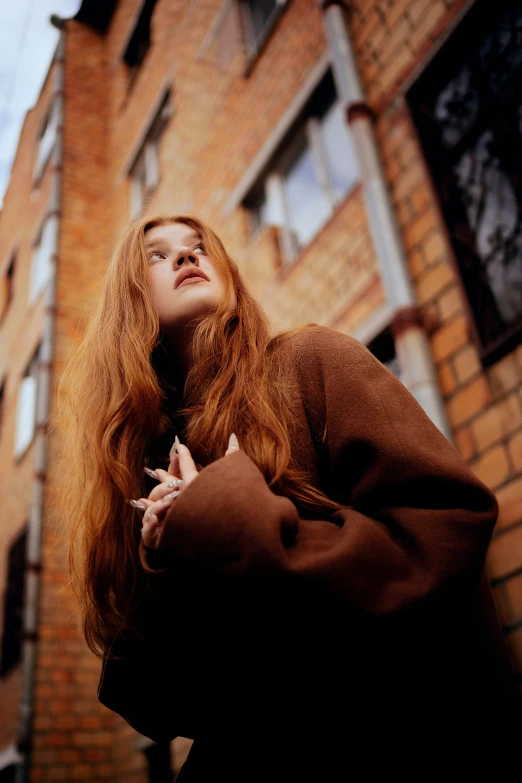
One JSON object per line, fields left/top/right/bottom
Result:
{"left": 247, "top": 98, "right": 359, "bottom": 264}
{"left": 29, "top": 214, "right": 58, "bottom": 305}
{"left": 34, "top": 98, "right": 60, "bottom": 183}
{"left": 128, "top": 89, "right": 173, "bottom": 218}
{"left": 14, "top": 347, "right": 40, "bottom": 460}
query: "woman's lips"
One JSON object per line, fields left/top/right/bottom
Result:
{"left": 177, "top": 276, "right": 207, "bottom": 288}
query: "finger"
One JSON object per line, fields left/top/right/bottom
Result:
{"left": 167, "top": 452, "right": 180, "bottom": 477}
{"left": 177, "top": 443, "right": 199, "bottom": 483}
{"left": 147, "top": 477, "right": 183, "bottom": 502}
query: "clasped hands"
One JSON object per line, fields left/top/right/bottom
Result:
{"left": 129, "top": 433, "right": 240, "bottom": 551}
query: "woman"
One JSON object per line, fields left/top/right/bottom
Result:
{"left": 62, "top": 214, "right": 521, "bottom": 780}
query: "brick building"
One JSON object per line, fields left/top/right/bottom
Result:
{"left": 0, "top": 0, "right": 521, "bottom": 779}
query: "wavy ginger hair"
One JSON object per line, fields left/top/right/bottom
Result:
{"left": 60, "top": 214, "right": 340, "bottom": 658}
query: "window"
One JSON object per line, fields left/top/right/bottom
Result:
{"left": 34, "top": 98, "right": 59, "bottom": 183}
{"left": 123, "top": 0, "right": 158, "bottom": 90}
{"left": 29, "top": 214, "right": 57, "bottom": 304}
{"left": 244, "top": 69, "right": 359, "bottom": 263}
{"left": 367, "top": 327, "right": 403, "bottom": 382}
{"left": 14, "top": 347, "right": 39, "bottom": 459}
{"left": 129, "top": 89, "right": 173, "bottom": 218}
{"left": 1, "top": 251, "right": 15, "bottom": 322}
{"left": 240, "top": 0, "right": 288, "bottom": 61}
{"left": 407, "top": 0, "right": 522, "bottom": 366}
{"left": 1, "top": 528, "right": 27, "bottom": 678}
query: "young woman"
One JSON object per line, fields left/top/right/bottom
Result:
{"left": 62, "top": 214, "right": 521, "bottom": 780}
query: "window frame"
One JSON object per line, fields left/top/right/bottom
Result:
{"left": 407, "top": 0, "right": 522, "bottom": 367}
{"left": 33, "top": 97, "right": 60, "bottom": 185}
{"left": 240, "top": 0, "right": 289, "bottom": 75}
{"left": 243, "top": 69, "right": 360, "bottom": 265}
{"left": 29, "top": 213, "right": 58, "bottom": 305}
{"left": 0, "top": 250, "right": 16, "bottom": 324}
{"left": 122, "top": 0, "right": 159, "bottom": 92}
{"left": 13, "top": 346, "right": 40, "bottom": 461}
{"left": 128, "top": 88, "right": 174, "bottom": 219}
{"left": 0, "top": 528, "right": 28, "bottom": 678}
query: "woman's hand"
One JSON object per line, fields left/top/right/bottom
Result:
{"left": 130, "top": 434, "right": 240, "bottom": 551}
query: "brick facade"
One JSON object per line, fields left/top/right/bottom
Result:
{"left": 1, "top": 0, "right": 521, "bottom": 780}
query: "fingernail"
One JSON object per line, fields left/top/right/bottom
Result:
{"left": 228, "top": 433, "right": 239, "bottom": 451}
{"left": 127, "top": 499, "right": 146, "bottom": 510}
{"left": 165, "top": 490, "right": 180, "bottom": 500}
{"left": 144, "top": 467, "right": 159, "bottom": 480}
{"left": 169, "top": 435, "right": 181, "bottom": 458}
{"left": 167, "top": 479, "right": 184, "bottom": 488}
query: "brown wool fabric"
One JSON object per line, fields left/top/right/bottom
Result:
{"left": 98, "top": 326, "right": 522, "bottom": 779}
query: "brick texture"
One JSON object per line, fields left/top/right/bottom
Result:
{"left": 1, "top": 0, "right": 522, "bottom": 777}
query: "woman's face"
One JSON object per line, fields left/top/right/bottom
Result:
{"left": 146, "top": 221, "right": 236, "bottom": 330}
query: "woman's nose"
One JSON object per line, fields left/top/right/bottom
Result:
{"left": 174, "top": 247, "right": 198, "bottom": 266}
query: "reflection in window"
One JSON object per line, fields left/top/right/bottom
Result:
{"left": 242, "top": 0, "right": 287, "bottom": 58}
{"left": 283, "top": 135, "right": 331, "bottom": 248}
{"left": 30, "top": 215, "right": 57, "bottom": 304}
{"left": 34, "top": 98, "right": 60, "bottom": 183}
{"left": 244, "top": 69, "right": 359, "bottom": 263}
{"left": 408, "top": 0, "right": 522, "bottom": 365}
{"left": 14, "top": 347, "right": 39, "bottom": 459}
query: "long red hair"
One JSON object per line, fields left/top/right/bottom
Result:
{"left": 59, "top": 214, "right": 339, "bottom": 657}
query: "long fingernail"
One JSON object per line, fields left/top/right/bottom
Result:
{"left": 228, "top": 433, "right": 239, "bottom": 451}
{"left": 144, "top": 467, "right": 159, "bottom": 480}
{"left": 169, "top": 435, "right": 181, "bottom": 458}
{"left": 165, "top": 490, "right": 180, "bottom": 500}
{"left": 127, "top": 499, "right": 146, "bottom": 510}
{"left": 167, "top": 479, "right": 184, "bottom": 488}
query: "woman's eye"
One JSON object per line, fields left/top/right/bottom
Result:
{"left": 150, "top": 252, "right": 165, "bottom": 260}
{"left": 194, "top": 245, "right": 205, "bottom": 252}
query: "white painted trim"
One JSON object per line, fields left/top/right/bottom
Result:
{"left": 222, "top": 50, "right": 331, "bottom": 216}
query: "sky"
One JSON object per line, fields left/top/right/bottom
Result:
{"left": 0, "top": 0, "right": 82, "bottom": 205}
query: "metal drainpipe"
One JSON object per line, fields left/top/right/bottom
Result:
{"left": 15, "top": 33, "right": 64, "bottom": 783}
{"left": 319, "top": 0, "right": 452, "bottom": 440}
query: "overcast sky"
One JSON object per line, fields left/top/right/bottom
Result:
{"left": 0, "top": 0, "right": 82, "bottom": 205}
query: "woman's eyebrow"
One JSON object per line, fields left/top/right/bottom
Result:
{"left": 145, "top": 233, "right": 203, "bottom": 250}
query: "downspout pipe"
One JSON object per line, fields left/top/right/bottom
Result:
{"left": 15, "top": 33, "right": 64, "bottom": 783}
{"left": 319, "top": 0, "right": 452, "bottom": 440}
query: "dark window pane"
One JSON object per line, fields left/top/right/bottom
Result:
{"left": 1, "top": 529, "right": 27, "bottom": 677}
{"left": 368, "top": 328, "right": 402, "bottom": 380}
{"left": 123, "top": 0, "right": 158, "bottom": 84}
{"left": 245, "top": 0, "right": 278, "bottom": 43}
{"left": 407, "top": 0, "right": 522, "bottom": 365}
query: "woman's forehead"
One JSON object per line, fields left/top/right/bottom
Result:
{"left": 145, "top": 222, "right": 202, "bottom": 246}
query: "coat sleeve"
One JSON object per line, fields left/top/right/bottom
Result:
{"left": 138, "top": 327, "right": 498, "bottom": 615}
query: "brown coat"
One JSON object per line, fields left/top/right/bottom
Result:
{"left": 98, "top": 326, "right": 522, "bottom": 780}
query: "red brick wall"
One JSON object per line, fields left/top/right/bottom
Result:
{"left": 2, "top": 0, "right": 522, "bottom": 779}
